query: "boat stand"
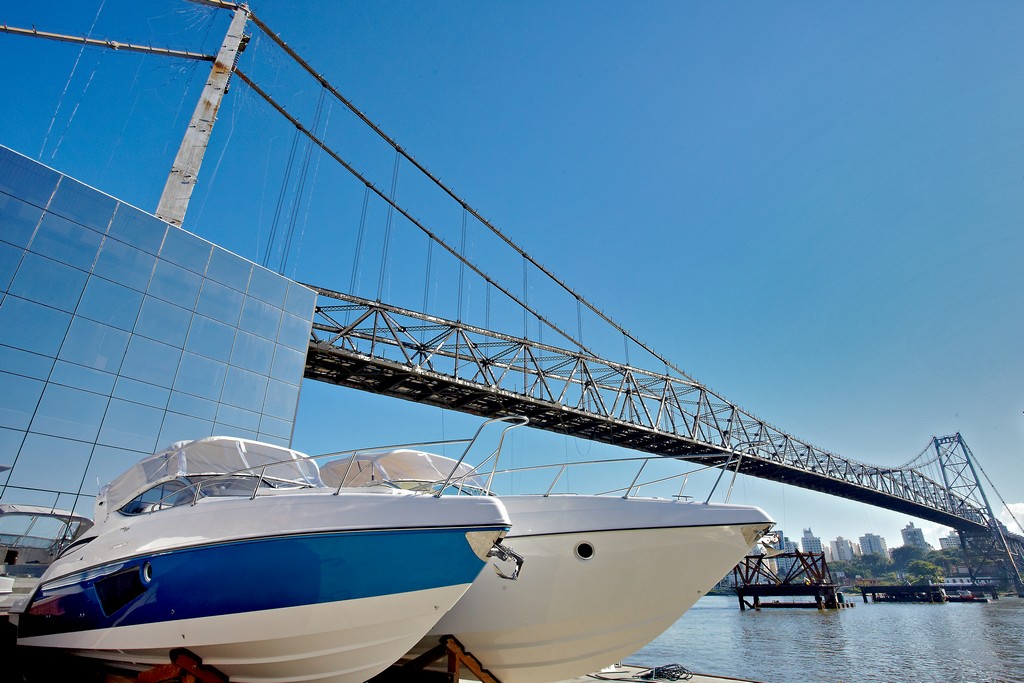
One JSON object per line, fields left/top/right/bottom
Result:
{"left": 129, "top": 649, "right": 228, "bottom": 683}
{"left": 370, "top": 635, "right": 502, "bottom": 683}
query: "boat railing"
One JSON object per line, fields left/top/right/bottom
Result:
{"left": 137, "top": 414, "right": 747, "bottom": 510}
{"left": 135, "top": 416, "right": 530, "bottom": 511}
{"left": 483, "top": 456, "right": 729, "bottom": 500}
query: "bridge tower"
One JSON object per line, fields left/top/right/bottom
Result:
{"left": 935, "top": 433, "right": 1024, "bottom": 594}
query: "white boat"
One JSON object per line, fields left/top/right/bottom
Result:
{"left": 14, "top": 436, "right": 514, "bottom": 683}
{"left": 1, "top": 503, "right": 93, "bottom": 612}
{"left": 321, "top": 447, "right": 775, "bottom": 683}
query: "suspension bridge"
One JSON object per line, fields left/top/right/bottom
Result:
{"left": 4, "top": 0, "right": 1022, "bottom": 591}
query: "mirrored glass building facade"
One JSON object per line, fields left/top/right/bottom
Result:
{"left": 0, "top": 146, "right": 315, "bottom": 517}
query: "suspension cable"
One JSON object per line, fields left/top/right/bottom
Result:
{"left": 245, "top": 10, "right": 695, "bottom": 380}
{"left": 233, "top": 67, "right": 597, "bottom": 356}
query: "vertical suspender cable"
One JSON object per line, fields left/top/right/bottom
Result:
{"left": 281, "top": 87, "right": 327, "bottom": 274}
{"left": 376, "top": 150, "right": 401, "bottom": 301}
{"left": 41, "top": 0, "right": 107, "bottom": 159}
{"left": 457, "top": 208, "right": 467, "bottom": 321}
{"left": 262, "top": 127, "right": 300, "bottom": 268}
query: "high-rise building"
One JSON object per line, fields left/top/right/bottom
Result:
{"left": 939, "top": 531, "right": 961, "bottom": 550}
{"left": 830, "top": 536, "right": 860, "bottom": 562}
{"left": 859, "top": 532, "right": 889, "bottom": 558}
{"left": 901, "top": 522, "right": 931, "bottom": 549}
{"left": 774, "top": 532, "right": 800, "bottom": 577}
{"left": 801, "top": 528, "right": 823, "bottom": 554}
{"left": 0, "top": 146, "right": 315, "bottom": 518}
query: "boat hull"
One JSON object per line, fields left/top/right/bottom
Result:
{"left": 17, "top": 490, "right": 510, "bottom": 683}
{"left": 426, "top": 496, "right": 772, "bottom": 683}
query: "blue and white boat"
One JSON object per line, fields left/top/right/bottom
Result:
{"left": 14, "top": 436, "right": 513, "bottom": 682}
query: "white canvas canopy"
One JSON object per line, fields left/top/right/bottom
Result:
{"left": 96, "top": 436, "right": 322, "bottom": 517}
{"left": 320, "top": 449, "right": 488, "bottom": 492}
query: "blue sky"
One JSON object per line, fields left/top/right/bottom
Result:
{"left": 1, "top": 0, "right": 1022, "bottom": 550}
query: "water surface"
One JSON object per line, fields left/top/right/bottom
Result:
{"left": 631, "top": 594, "right": 1024, "bottom": 683}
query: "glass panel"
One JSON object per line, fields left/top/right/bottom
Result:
{"left": 8, "top": 252, "right": 88, "bottom": 313}
{"left": 112, "top": 376, "right": 170, "bottom": 409}
{"left": 255, "top": 434, "right": 289, "bottom": 448}
{"left": 50, "top": 360, "right": 117, "bottom": 395}
{"left": 46, "top": 177, "right": 117, "bottom": 233}
{"left": 0, "top": 240, "right": 24, "bottom": 293}
{"left": 157, "top": 413, "right": 213, "bottom": 448}
{"left": 195, "top": 279, "right": 243, "bottom": 327}
{"left": 0, "top": 296, "right": 72, "bottom": 357}
{"left": 83, "top": 445, "right": 149, "bottom": 498}
{"left": 30, "top": 383, "right": 108, "bottom": 441}
{"left": 0, "top": 193, "right": 44, "bottom": 249}
{"left": 172, "top": 352, "right": 227, "bottom": 402}
{"left": 230, "top": 330, "right": 274, "bottom": 376}
{"left": 284, "top": 282, "right": 317, "bottom": 318}
{"left": 134, "top": 296, "right": 192, "bottom": 348}
{"left": 206, "top": 247, "right": 252, "bottom": 292}
{"left": 119, "top": 336, "right": 182, "bottom": 388}
{"left": 0, "top": 372, "right": 44, "bottom": 430}
{"left": 221, "top": 366, "right": 268, "bottom": 413}
{"left": 76, "top": 277, "right": 144, "bottom": 332}
{"left": 277, "top": 311, "right": 312, "bottom": 351}
{"left": 29, "top": 212, "right": 103, "bottom": 272}
{"left": 212, "top": 424, "right": 258, "bottom": 441}
{"left": 58, "top": 317, "right": 130, "bottom": 372}
{"left": 247, "top": 267, "right": 288, "bottom": 307}
{"left": 107, "top": 206, "right": 167, "bottom": 256}
{"left": 214, "top": 404, "right": 261, "bottom": 432}
{"left": 148, "top": 259, "right": 201, "bottom": 310}
{"left": 184, "top": 314, "right": 234, "bottom": 362}
{"left": 160, "top": 228, "right": 212, "bottom": 275}
{"left": 270, "top": 345, "right": 306, "bottom": 384}
{"left": 239, "top": 296, "right": 282, "bottom": 342}
{"left": 263, "top": 379, "right": 300, "bottom": 421}
{"left": 0, "top": 427, "right": 27, "bottom": 484}
{"left": 258, "top": 414, "right": 292, "bottom": 440}
{"left": 0, "top": 345, "right": 55, "bottom": 380}
{"left": 4, "top": 433, "right": 92, "bottom": 492}
{"left": 168, "top": 391, "right": 218, "bottom": 421}
{"left": 93, "top": 236, "right": 156, "bottom": 293}
{"left": 0, "top": 148, "right": 60, "bottom": 208}
{"left": 97, "top": 399, "right": 164, "bottom": 453}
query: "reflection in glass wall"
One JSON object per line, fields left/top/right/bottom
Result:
{"left": 0, "top": 146, "right": 315, "bottom": 517}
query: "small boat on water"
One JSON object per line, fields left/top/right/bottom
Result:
{"left": 322, "top": 445, "right": 775, "bottom": 683}
{"left": 1, "top": 504, "right": 93, "bottom": 612}
{"left": 14, "top": 436, "right": 514, "bottom": 683}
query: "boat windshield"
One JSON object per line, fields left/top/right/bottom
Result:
{"left": 118, "top": 474, "right": 284, "bottom": 515}
{"left": 98, "top": 436, "right": 323, "bottom": 518}
{"left": 0, "top": 505, "right": 93, "bottom": 568}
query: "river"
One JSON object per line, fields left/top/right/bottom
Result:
{"left": 630, "top": 594, "right": 1024, "bottom": 683}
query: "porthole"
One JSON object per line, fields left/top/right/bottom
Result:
{"left": 141, "top": 561, "right": 153, "bottom": 584}
{"left": 575, "top": 541, "right": 595, "bottom": 560}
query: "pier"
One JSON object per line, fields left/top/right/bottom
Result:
{"left": 858, "top": 584, "right": 948, "bottom": 603}
{"left": 732, "top": 551, "right": 852, "bottom": 610}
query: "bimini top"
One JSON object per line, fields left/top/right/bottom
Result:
{"left": 320, "top": 449, "right": 488, "bottom": 494}
{"left": 96, "top": 436, "right": 323, "bottom": 516}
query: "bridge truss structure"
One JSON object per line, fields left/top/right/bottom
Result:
{"left": 305, "top": 287, "right": 1023, "bottom": 591}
